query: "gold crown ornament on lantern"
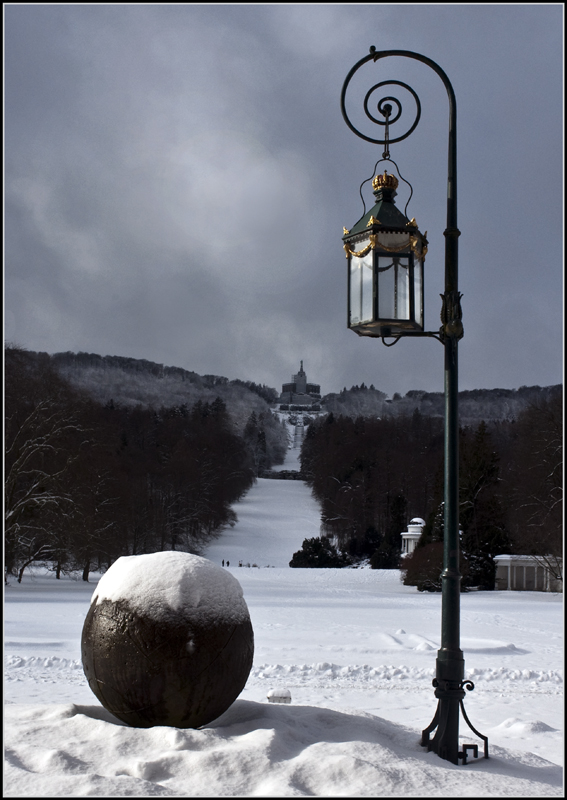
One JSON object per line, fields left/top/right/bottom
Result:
{"left": 372, "top": 171, "right": 399, "bottom": 192}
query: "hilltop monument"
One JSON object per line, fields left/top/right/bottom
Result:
{"left": 279, "top": 361, "right": 321, "bottom": 407}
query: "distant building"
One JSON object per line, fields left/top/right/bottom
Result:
{"left": 279, "top": 361, "right": 321, "bottom": 406}
{"left": 401, "top": 517, "right": 467, "bottom": 559}
{"left": 400, "top": 518, "right": 426, "bottom": 556}
{"left": 494, "top": 555, "right": 562, "bottom": 592}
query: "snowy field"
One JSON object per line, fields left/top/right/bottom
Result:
{"left": 4, "top": 443, "right": 564, "bottom": 796}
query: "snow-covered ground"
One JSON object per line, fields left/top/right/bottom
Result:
{"left": 4, "top": 441, "right": 564, "bottom": 796}
{"left": 204, "top": 421, "right": 313, "bottom": 569}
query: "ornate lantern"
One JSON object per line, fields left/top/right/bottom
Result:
{"left": 344, "top": 171, "right": 427, "bottom": 338}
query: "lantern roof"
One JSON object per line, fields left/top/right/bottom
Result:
{"left": 344, "top": 171, "right": 418, "bottom": 238}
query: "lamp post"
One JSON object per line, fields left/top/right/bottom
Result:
{"left": 341, "top": 47, "right": 489, "bottom": 766}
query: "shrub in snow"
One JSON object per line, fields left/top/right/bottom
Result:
{"left": 289, "top": 536, "right": 351, "bottom": 568}
{"left": 81, "top": 551, "right": 254, "bottom": 728}
{"left": 401, "top": 541, "right": 471, "bottom": 592}
{"left": 400, "top": 542, "right": 444, "bottom": 591}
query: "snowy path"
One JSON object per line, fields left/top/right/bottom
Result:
{"left": 204, "top": 439, "right": 317, "bottom": 568}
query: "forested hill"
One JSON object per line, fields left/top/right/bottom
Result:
{"left": 51, "top": 350, "right": 280, "bottom": 434}
{"left": 322, "top": 383, "right": 562, "bottom": 425}
{"left": 5, "top": 346, "right": 287, "bottom": 582}
{"left": 18, "top": 350, "right": 561, "bottom": 428}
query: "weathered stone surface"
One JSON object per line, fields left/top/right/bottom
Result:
{"left": 81, "top": 556, "right": 254, "bottom": 728}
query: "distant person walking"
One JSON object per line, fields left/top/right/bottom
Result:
{"left": 226, "top": 560, "right": 229, "bottom": 567}
{"left": 222, "top": 560, "right": 225, "bottom": 567}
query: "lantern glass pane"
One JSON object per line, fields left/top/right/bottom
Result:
{"left": 349, "top": 257, "right": 361, "bottom": 325}
{"left": 378, "top": 257, "right": 395, "bottom": 319}
{"left": 349, "top": 250, "right": 373, "bottom": 325}
{"left": 361, "top": 253, "right": 373, "bottom": 322}
{"left": 396, "top": 258, "right": 410, "bottom": 320}
{"left": 414, "top": 258, "right": 423, "bottom": 328}
{"left": 378, "top": 256, "right": 410, "bottom": 320}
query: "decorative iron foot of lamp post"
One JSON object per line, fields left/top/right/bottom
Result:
{"left": 422, "top": 679, "right": 489, "bottom": 765}
{"left": 341, "top": 47, "right": 489, "bottom": 765}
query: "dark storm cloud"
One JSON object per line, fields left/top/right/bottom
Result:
{"left": 4, "top": 4, "right": 563, "bottom": 396}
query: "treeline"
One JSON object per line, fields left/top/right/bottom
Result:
{"left": 299, "top": 388, "right": 562, "bottom": 588}
{"left": 322, "top": 383, "right": 561, "bottom": 426}
{"left": 300, "top": 411, "right": 444, "bottom": 566}
{"left": 5, "top": 347, "right": 282, "bottom": 582}
{"left": 229, "top": 379, "right": 279, "bottom": 405}
{"left": 50, "top": 350, "right": 285, "bottom": 442}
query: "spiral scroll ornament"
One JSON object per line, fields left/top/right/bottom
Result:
{"left": 341, "top": 66, "right": 421, "bottom": 148}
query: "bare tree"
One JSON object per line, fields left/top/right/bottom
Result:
{"left": 5, "top": 400, "right": 82, "bottom": 581}
{"left": 504, "top": 390, "right": 563, "bottom": 582}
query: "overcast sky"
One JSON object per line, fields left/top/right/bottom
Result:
{"left": 5, "top": 4, "right": 564, "bottom": 397}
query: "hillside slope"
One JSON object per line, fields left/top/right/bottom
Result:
{"left": 45, "top": 351, "right": 288, "bottom": 469}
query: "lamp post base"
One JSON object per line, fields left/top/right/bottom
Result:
{"left": 421, "top": 679, "right": 489, "bottom": 765}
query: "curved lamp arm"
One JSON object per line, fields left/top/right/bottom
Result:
{"left": 341, "top": 47, "right": 457, "bottom": 234}
{"left": 341, "top": 47, "right": 460, "bottom": 320}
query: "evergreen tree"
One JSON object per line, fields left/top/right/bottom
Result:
{"left": 420, "top": 502, "right": 445, "bottom": 547}
{"left": 289, "top": 536, "right": 351, "bottom": 568}
{"left": 244, "top": 411, "right": 268, "bottom": 475}
{"left": 459, "top": 422, "right": 511, "bottom": 589}
{"left": 370, "top": 493, "right": 406, "bottom": 568}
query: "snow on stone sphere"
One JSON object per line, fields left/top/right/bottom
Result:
{"left": 92, "top": 551, "right": 249, "bottom": 626}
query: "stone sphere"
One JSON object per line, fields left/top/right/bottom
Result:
{"left": 81, "top": 552, "right": 254, "bottom": 728}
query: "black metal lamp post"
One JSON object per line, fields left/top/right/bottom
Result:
{"left": 341, "top": 47, "right": 488, "bottom": 766}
